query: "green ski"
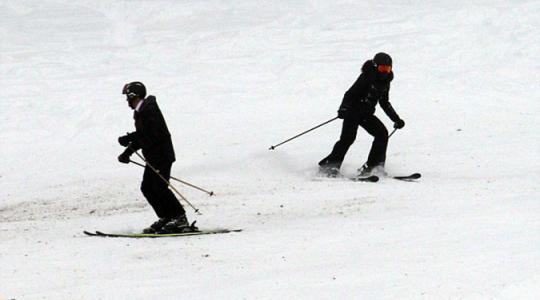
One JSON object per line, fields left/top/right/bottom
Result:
{"left": 84, "top": 229, "right": 242, "bottom": 238}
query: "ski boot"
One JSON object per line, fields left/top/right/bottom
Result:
{"left": 162, "top": 214, "right": 198, "bottom": 233}
{"left": 318, "top": 165, "right": 341, "bottom": 178}
{"left": 142, "top": 217, "right": 171, "bottom": 234}
{"left": 358, "top": 163, "right": 387, "bottom": 177}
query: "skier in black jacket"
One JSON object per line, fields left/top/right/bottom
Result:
{"left": 117, "top": 82, "right": 191, "bottom": 233}
{"left": 319, "top": 53, "right": 405, "bottom": 177}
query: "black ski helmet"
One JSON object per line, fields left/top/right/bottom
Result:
{"left": 122, "top": 82, "right": 146, "bottom": 100}
{"left": 373, "top": 52, "right": 392, "bottom": 66}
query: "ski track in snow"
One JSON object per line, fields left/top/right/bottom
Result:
{"left": 1, "top": 0, "right": 539, "bottom": 299}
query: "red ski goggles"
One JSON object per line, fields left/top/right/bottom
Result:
{"left": 377, "top": 64, "right": 392, "bottom": 74}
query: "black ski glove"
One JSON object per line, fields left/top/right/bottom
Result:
{"left": 337, "top": 107, "right": 348, "bottom": 119}
{"left": 394, "top": 119, "right": 405, "bottom": 129}
{"left": 118, "top": 133, "right": 135, "bottom": 147}
{"left": 118, "top": 148, "right": 134, "bottom": 164}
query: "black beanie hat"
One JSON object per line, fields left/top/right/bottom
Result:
{"left": 373, "top": 52, "right": 392, "bottom": 66}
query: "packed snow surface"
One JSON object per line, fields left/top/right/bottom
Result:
{"left": 1, "top": 0, "right": 539, "bottom": 299}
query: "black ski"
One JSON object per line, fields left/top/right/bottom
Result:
{"left": 349, "top": 175, "right": 380, "bottom": 182}
{"left": 391, "top": 173, "right": 421, "bottom": 181}
{"left": 317, "top": 173, "right": 418, "bottom": 183}
{"left": 83, "top": 229, "right": 242, "bottom": 238}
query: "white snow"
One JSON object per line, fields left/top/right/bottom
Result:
{"left": 1, "top": 0, "right": 539, "bottom": 299}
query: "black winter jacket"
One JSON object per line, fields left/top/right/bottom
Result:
{"left": 339, "top": 60, "right": 401, "bottom": 122}
{"left": 129, "top": 96, "right": 176, "bottom": 164}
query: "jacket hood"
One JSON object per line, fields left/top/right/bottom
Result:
{"left": 361, "top": 60, "right": 375, "bottom": 74}
{"left": 145, "top": 95, "right": 156, "bottom": 104}
{"left": 138, "top": 95, "right": 156, "bottom": 112}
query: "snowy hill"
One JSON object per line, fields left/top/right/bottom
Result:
{"left": 1, "top": 0, "right": 539, "bottom": 299}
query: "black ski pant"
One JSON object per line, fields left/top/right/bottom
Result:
{"left": 319, "top": 115, "right": 389, "bottom": 169}
{"left": 141, "top": 161, "right": 185, "bottom": 219}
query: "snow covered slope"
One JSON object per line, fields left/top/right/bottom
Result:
{"left": 1, "top": 0, "right": 539, "bottom": 298}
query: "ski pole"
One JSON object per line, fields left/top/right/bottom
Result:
{"left": 127, "top": 145, "right": 201, "bottom": 215}
{"left": 388, "top": 128, "right": 397, "bottom": 138}
{"left": 269, "top": 117, "right": 338, "bottom": 150}
{"left": 129, "top": 159, "right": 214, "bottom": 196}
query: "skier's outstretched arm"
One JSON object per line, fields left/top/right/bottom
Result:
{"left": 379, "top": 88, "right": 405, "bottom": 129}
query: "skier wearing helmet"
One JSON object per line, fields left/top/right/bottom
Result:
{"left": 117, "top": 82, "right": 193, "bottom": 233}
{"left": 318, "top": 53, "right": 405, "bottom": 178}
